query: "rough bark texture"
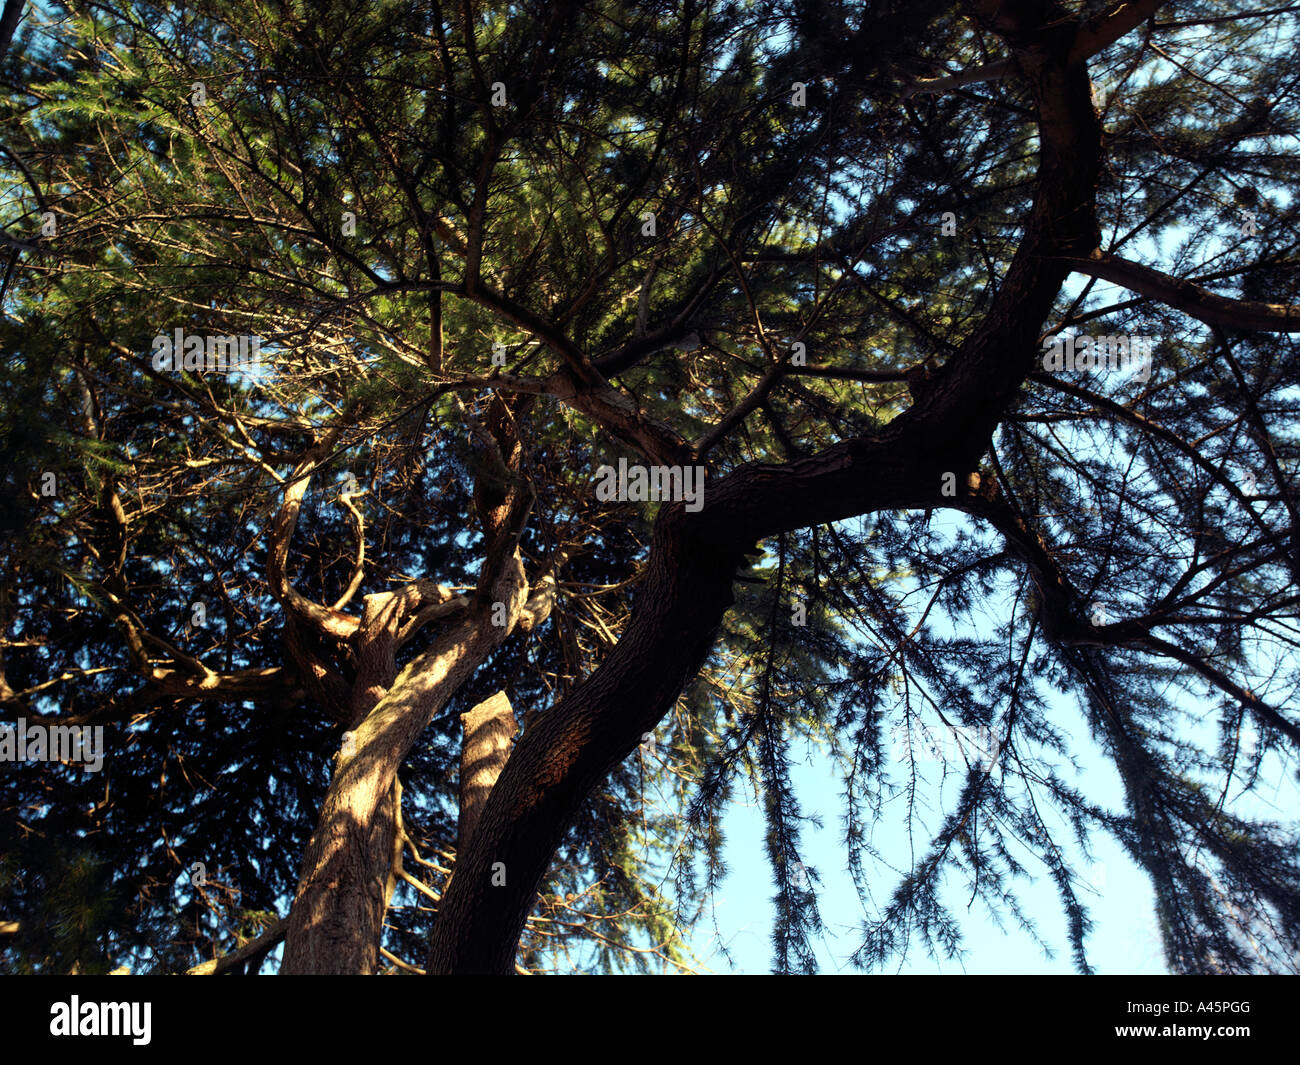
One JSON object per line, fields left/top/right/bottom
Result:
{"left": 280, "top": 556, "right": 528, "bottom": 974}
{"left": 282, "top": 393, "right": 539, "bottom": 973}
{"left": 458, "top": 692, "right": 518, "bottom": 850}
{"left": 279, "top": 0, "right": 1212, "bottom": 976}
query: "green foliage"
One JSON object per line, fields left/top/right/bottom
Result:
{"left": 1, "top": 0, "right": 1298, "bottom": 975}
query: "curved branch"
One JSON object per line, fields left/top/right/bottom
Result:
{"left": 424, "top": 0, "right": 1118, "bottom": 975}
{"left": 1135, "top": 633, "right": 1300, "bottom": 746}
{"left": 265, "top": 431, "right": 360, "bottom": 642}
{"left": 963, "top": 492, "right": 1300, "bottom": 749}
{"left": 330, "top": 488, "right": 367, "bottom": 613}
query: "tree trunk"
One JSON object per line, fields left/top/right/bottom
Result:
{"left": 427, "top": 513, "right": 747, "bottom": 973}
{"left": 281, "top": 559, "right": 527, "bottom": 974}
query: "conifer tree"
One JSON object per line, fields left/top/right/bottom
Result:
{"left": 2, "top": 0, "right": 1298, "bottom": 975}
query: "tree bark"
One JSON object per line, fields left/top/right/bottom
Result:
{"left": 0, "top": 0, "right": 23, "bottom": 64}
{"left": 457, "top": 692, "right": 518, "bottom": 850}
{"left": 282, "top": 393, "right": 548, "bottom": 973}
{"left": 280, "top": 559, "right": 526, "bottom": 974}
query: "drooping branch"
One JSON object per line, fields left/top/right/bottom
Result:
{"left": 1028, "top": 372, "right": 1268, "bottom": 532}
{"left": 961, "top": 477, "right": 1300, "bottom": 749}
{"left": 1136, "top": 633, "right": 1300, "bottom": 747}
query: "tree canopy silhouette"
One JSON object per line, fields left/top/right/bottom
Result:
{"left": 2, "top": 0, "right": 1299, "bottom": 975}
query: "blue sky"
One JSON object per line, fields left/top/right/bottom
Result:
{"left": 685, "top": 273, "right": 1300, "bottom": 977}
{"left": 694, "top": 690, "right": 1168, "bottom": 975}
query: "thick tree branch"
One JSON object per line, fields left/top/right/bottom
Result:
{"left": 186, "top": 917, "right": 288, "bottom": 975}
{"left": 0, "top": 0, "right": 23, "bottom": 63}
{"left": 1058, "top": 250, "right": 1300, "bottom": 331}
{"left": 899, "top": 59, "right": 1012, "bottom": 98}
{"left": 457, "top": 691, "right": 517, "bottom": 850}
{"left": 426, "top": 0, "right": 1111, "bottom": 974}
{"left": 282, "top": 390, "right": 545, "bottom": 973}
{"left": 1070, "top": 0, "right": 1169, "bottom": 62}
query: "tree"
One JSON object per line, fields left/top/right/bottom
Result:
{"left": 2, "top": 0, "right": 1299, "bottom": 975}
